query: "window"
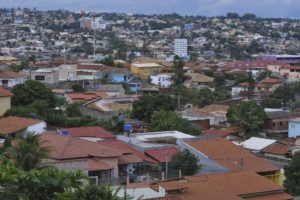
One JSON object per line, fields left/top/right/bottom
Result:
{"left": 272, "top": 122, "right": 276, "bottom": 127}
{"left": 280, "top": 122, "right": 283, "bottom": 126}
{"left": 2, "top": 80, "right": 8, "bottom": 85}
{"left": 35, "top": 76, "right": 45, "bottom": 81}
{"left": 291, "top": 125, "right": 295, "bottom": 129}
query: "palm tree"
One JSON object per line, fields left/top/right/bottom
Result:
{"left": 227, "top": 101, "right": 267, "bottom": 138}
{"left": 5, "top": 133, "right": 50, "bottom": 171}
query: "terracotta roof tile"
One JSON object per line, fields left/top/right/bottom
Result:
{"left": 41, "top": 133, "right": 123, "bottom": 159}
{"left": 0, "top": 116, "right": 42, "bottom": 135}
{"left": 202, "top": 129, "right": 234, "bottom": 138}
{"left": 98, "top": 139, "right": 156, "bottom": 163}
{"left": 65, "top": 126, "right": 115, "bottom": 139}
{"left": 0, "top": 87, "right": 13, "bottom": 97}
{"left": 145, "top": 147, "right": 179, "bottom": 163}
{"left": 262, "top": 143, "right": 289, "bottom": 156}
{"left": 0, "top": 71, "right": 25, "bottom": 79}
{"left": 185, "top": 171, "right": 292, "bottom": 200}
{"left": 186, "top": 139, "right": 279, "bottom": 173}
{"left": 88, "top": 158, "right": 114, "bottom": 171}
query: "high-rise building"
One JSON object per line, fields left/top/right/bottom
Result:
{"left": 174, "top": 39, "right": 188, "bottom": 57}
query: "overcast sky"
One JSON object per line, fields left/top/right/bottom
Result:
{"left": 1, "top": 0, "right": 300, "bottom": 18}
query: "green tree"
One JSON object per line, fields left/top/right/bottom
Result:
{"left": 72, "top": 83, "right": 85, "bottom": 92}
{"left": 271, "top": 85, "right": 295, "bottom": 103}
{"left": 260, "top": 98, "right": 282, "bottom": 108}
{"left": 4, "top": 134, "right": 49, "bottom": 171}
{"left": 150, "top": 110, "right": 201, "bottom": 135}
{"left": 169, "top": 149, "right": 200, "bottom": 176}
{"left": 284, "top": 152, "right": 300, "bottom": 196}
{"left": 173, "top": 55, "right": 186, "bottom": 86}
{"left": 132, "top": 94, "right": 175, "bottom": 122}
{"left": 227, "top": 101, "right": 266, "bottom": 137}
{"left": 214, "top": 73, "right": 226, "bottom": 88}
{"left": 100, "top": 55, "right": 115, "bottom": 66}
{"left": 11, "top": 80, "right": 56, "bottom": 107}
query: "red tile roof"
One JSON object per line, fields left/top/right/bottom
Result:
{"left": 0, "top": 116, "right": 42, "bottom": 135}
{"left": 66, "top": 126, "right": 115, "bottom": 139}
{"left": 41, "top": 133, "right": 123, "bottom": 159}
{"left": 88, "top": 158, "right": 114, "bottom": 171}
{"left": 262, "top": 143, "right": 289, "bottom": 156}
{"left": 185, "top": 171, "right": 292, "bottom": 200}
{"left": 186, "top": 138, "right": 279, "bottom": 173}
{"left": 118, "top": 154, "right": 143, "bottom": 164}
{"left": 145, "top": 147, "right": 179, "bottom": 163}
{"left": 67, "top": 92, "right": 107, "bottom": 102}
{"left": 0, "top": 71, "right": 25, "bottom": 79}
{"left": 0, "top": 87, "right": 13, "bottom": 97}
{"left": 202, "top": 129, "right": 234, "bottom": 138}
{"left": 98, "top": 139, "right": 156, "bottom": 163}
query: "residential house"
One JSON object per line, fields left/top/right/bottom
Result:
{"left": 131, "top": 63, "right": 162, "bottom": 79}
{"left": 31, "top": 68, "right": 60, "bottom": 84}
{"left": 61, "top": 126, "right": 116, "bottom": 141}
{"left": 85, "top": 95, "right": 138, "bottom": 112}
{"left": 279, "top": 65, "right": 300, "bottom": 82}
{"left": 266, "top": 111, "right": 300, "bottom": 135}
{"left": 77, "top": 63, "right": 135, "bottom": 88}
{"left": 97, "top": 84, "right": 125, "bottom": 96}
{"left": 57, "top": 64, "right": 77, "bottom": 81}
{"left": 0, "top": 116, "right": 46, "bottom": 138}
{"left": 181, "top": 104, "right": 229, "bottom": 127}
{"left": 231, "top": 82, "right": 249, "bottom": 97}
{"left": 145, "top": 147, "right": 179, "bottom": 170}
{"left": 150, "top": 74, "right": 173, "bottom": 88}
{"left": 0, "top": 71, "right": 27, "bottom": 88}
{"left": 41, "top": 132, "right": 149, "bottom": 182}
{"left": 288, "top": 117, "right": 300, "bottom": 138}
{"left": 178, "top": 138, "right": 280, "bottom": 180}
{"left": 66, "top": 91, "right": 107, "bottom": 104}
{"left": 184, "top": 73, "right": 214, "bottom": 89}
{"left": 153, "top": 171, "right": 292, "bottom": 200}
{"left": 254, "top": 77, "right": 281, "bottom": 93}
{"left": 0, "top": 87, "right": 13, "bottom": 116}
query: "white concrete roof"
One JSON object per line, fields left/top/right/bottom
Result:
{"left": 241, "top": 137, "right": 277, "bottom": 151}
{"left": 132, "top": 63, "right": 162, "bottom": 68}
{"left": 135, "top": 131, "right": 195, "bottom": 141}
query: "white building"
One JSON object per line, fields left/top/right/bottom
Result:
{"left": 174, "top": 38, "right": 188, "bottom": 57}
{"left": 91, "top": 18, "right": 106, "bottom": 30}
{"left": 150, "top": 74, "right": 173, "bottom": 88}
{"left": 0, "top": 71, "right": 27, "bottom": 88}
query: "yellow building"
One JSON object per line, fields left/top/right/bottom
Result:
{"left": 0, "top": 87, "right": 13, "bottom": 116}
{"left": 131, "top": 63, "right": 162, "bottom": 79}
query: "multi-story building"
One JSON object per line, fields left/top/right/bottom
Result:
{"left": 174, "top": 38, "right": 188, "bottom": 57}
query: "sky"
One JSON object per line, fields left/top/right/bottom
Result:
{"left": 1, "top": 0, "right": 300, "bottom": 19}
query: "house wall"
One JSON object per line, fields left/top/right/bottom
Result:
{"left": 31, "top": 70, "right": 59, "bottom": 84}
{"left": 0, "top": 77, "right": 27, "bottom": 87}
{"left": 131, "top": 65, "right": 161, "bottom": 77}
{"left": 58, "top": 64, "right": 77, "bottom": 81}
{"left": 45, "top": 159, "right": 89, "bottom": 175}
{"left": 280, "top": 68, "right": 300, "bottom": 82}
{"left": 266, "top": 113, "right": 300, "bottom": 134}
{"left": 101, "top": 157, "right": 119, "bottom": 178}
{"left": 0, "top": 96, "right": 11, "bottom": 116}
{"left": 231, "top": 87, "right": 247, "bottom": 97}
{"left": 24, "top": 121, "right": 47, "bottom": 135}
{"left": 150, "top": 75, "right": 172, "bottom": 88}
{"left": 267, "top": 65, "right": 281, "bottom": 73}
{"left": 288, "top": 121, "right": 300, "bottom": 138}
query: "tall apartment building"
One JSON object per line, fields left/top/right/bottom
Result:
{"left": 174, "top": 39, "right": 188, "bottom": 57}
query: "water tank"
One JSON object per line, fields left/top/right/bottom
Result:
{"left": 60, "top": 130, "right": 69, "bottom": 136}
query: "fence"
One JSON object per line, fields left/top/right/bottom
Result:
{"left": 93, "top": 169, "right": 182, "bottom": 186}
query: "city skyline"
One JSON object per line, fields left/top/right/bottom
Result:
{"left": 1, "top": 0, "right": 300, "bottom": 19}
